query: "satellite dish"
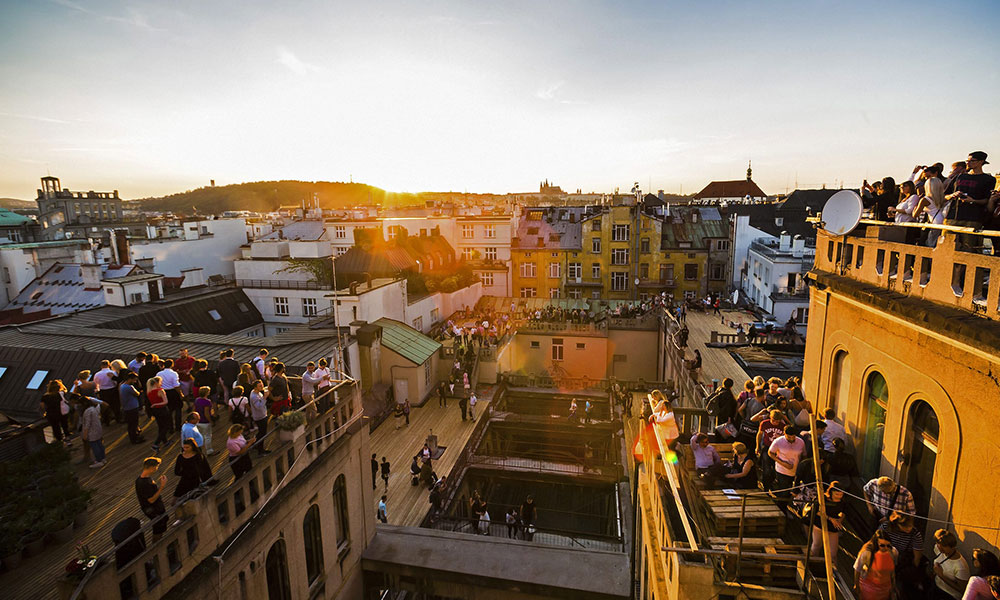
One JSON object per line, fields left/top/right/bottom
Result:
{"left": 820, "top": 190, "right": 863, "bottom": 235}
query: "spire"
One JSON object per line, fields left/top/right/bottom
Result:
{"left": 746, "top": 160, "right": 752, "bottom": 181}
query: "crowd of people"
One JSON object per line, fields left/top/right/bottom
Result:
{"left": 640, "top": 375, "right": 998, "bottom": 600}
{"left": 863, "top": 150, "right": 999, "bottom": 252}
{"left": 37, "top": 346, "right": 334, "bottom": 540}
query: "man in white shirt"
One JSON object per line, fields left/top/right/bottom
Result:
{"left": 251, "top": 348, "right": 269, "bottom": 382}
{"left": 128, "top": 352, "right": 146, "bottom": 374}
{"left": 768, "top": 426, "right": 805, "bottom": 500}
{"left": 301, "top": 362, "right": 321, "bottom": 409}
{"left": 822, "top": 409, "right": 850, "bottom": 452}
{"left": 94, "top": 361, "right": 121, "bottom": 424}
{"left": 156, "top": 359, "right": 183, "bottom": 434}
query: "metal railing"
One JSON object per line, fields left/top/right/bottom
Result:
{"left": 426, "top": 516, "right": 623, "bottom": 552}
{"left": 235, "top": 278, "right": 332, "bottom": 290}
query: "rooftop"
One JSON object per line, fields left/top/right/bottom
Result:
{"left": 374, "top": 317, "right": 442, "bottom": 365}
{"left": 512, "top": 207, "right": 585, "bottom": 250}
{"left": 4, "top": 263, "right": 142, "bottom": 317}
{"left": 692, "top": 178, "right": 767, "bottom": 199}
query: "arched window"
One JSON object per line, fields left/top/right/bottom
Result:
{"left": 904, "top": 401, "right": 939, "bottom": 516}
{"left": 302, "top": 504, "right": 324, "bottom": 585}
{"left": 333, "top": 474, "right": 350, "bottom": 547}
{"left": 828, "top": 350, "right": 851, "bottom": 417}
{"left": 265, "top": 539, "right": 291, "bottom": 600}
{"left": 861, "top": 372, "right": 888, "bottom": 481}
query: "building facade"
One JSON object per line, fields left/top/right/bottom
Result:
{"left": 742, "top": 233, "right": 814, "bottom": 330}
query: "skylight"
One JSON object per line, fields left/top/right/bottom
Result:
{"left": 208, "top": 309, "right": 222, "bottom": 321}
{"left": 27, "top": 370, "right": 48, "bottom": 390}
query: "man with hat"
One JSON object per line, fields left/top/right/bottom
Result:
{"left": 945, "top": 151, "right": 996, "bottom": 247}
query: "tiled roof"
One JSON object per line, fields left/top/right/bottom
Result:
{"left": 512, "top": 207, "right": 584, "bottom": 250}
{"left": 374, "top": 317, "right": 441, "bottom": 365}
{"left": 259, "top": 220, "right": 327, "bottom": 241}
{"left": 693, "top": 179, "right": 767, "bottom": 199}
{"left": 660, "top": 207, "right": 729, "bottom": 249}
{"left": 4, "top": 263, "right": 141, "bottom": 316}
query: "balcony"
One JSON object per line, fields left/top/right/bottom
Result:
{"left": 770, "top": 285, "right": 808, "bottom": 300}
{"left": 71, "top": 382, "right": 362, "bottom": 600}
{"left": 236, "top": 278, "right": 332, "bottom": 290}
{"left": 812, "top": 223, "right": 1000, "bottom": 322}
{"left": 518, "top": 320, "right": 607, "bottom": 335}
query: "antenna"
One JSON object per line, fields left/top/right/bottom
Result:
{"left": 819, "top": 190, "right": 863, "bottom": 235}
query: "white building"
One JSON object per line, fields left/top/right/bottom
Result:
{"left": 455, "top": 214, "right": 513, "bottom": 297}
{"left": 130, "top": 218, "right": 247, "bottom": 279}
{"left": 742, "top": 232, "right": 814, "bottom": 331}
{"left": 0, "top": 239, "right": 94, "bottom": 306}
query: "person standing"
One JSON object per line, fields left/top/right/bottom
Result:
{"left": 932, "top": 530, "right": 970, "bottom": 600}
{"left": 157, "top": 359, "right": 182, "bottom": 434}
{"left": 251, "top": 348, "right": 269, "bottom": 383}
{"left": 135, "top": 457, "right": 168, "bottom": 541}
{"left": 217, "top": 349, "right": 241, "bottom": 402}
{"left": 119, "top": 371, "right": 144, "bottom": 444}
{"left": 371, "top": 453, "right": 379, "bottom": 491}
{"left": 458, "top": 393, "right": 468, "bottom": 421}
{"left": 854, "top": 531, "right": 898, "bottom": 600}
{"left": 438, "top": 381, "right": 447, "bottom": 408}
{"left": 300, "top": 361, "right": 320, "bottom": 410}
{"left": 267, "top": 363, "right": 290, "bottom": 415}
{"left": 128, "top": 352, "right": 146, "bottom": 374}
{"left": 380, "top": 456, "right": 391, "bottom": 490}
{"left": 173, "top": 438, "right": 214, "bottom": 503}
{"left": 314, "top": 358, "right": 333, "bottom": 409}
{"left": 768, "top": 426, "right": 805, "bottom": 501}
{"left": 138, "top": 354, "right": 160, "bottom": 404}
{"left": 174, "top": 349, "right": 196, "bottom": 399}
{"left": 81, "top": 396, "right": 107, "bottom": 469}
{"left": 468, "top": 392, "right": 477, "bottom": 420}
{"left": 402, "top": 398, "right": 411, "bottom": 426}
{"left": 520, "top": 495, "right": 536, "bottom": 540}
{"left": 862, "top": 476, "right": 916, "bottom": 527}
{"left": 147, "top": 376, "right": 171, "bottom": 453}
{"left": 226, "top": 424, "right": 255, "bottom": 479}
{"left": 194, "top": 386, "right": 215, "bottom": 455}
{"left": 39, "top": 379, "right": 72, "bottom": 444}
{"left": 248, "top": 380, "right": 270, "bottom": 456}
{"left": 809, "top": 482, "right": 845, "bottom": 562}
{"left": 94, "top": 360, "right": 121, "bottom": 425}
{"left": 377, "top": 495, "right": 388, "bottom": 523}
{"left": 228, "top": 385, "right": 250, "bottom": 426}
{"left": 180, "top": 412, "right": 204, "bottom": 449}
{"left": 506, "top": 508, "right": 519, "bottom": 539}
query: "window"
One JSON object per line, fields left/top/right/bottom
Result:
{"left": 484, "top": 247, "right": 497, "bottom": 260}
{"left": 331, "top": 474, "right": 350, "bottom": 548}
{"left": 484, "top": 224, "right": 496, "bottom": 239}
{"left": 795, "top": 306, "right": 809, "bottom": 324}
{"left": 639, "top": 263, "right": 649, "bottom": 278}
{"left": 519, "top": 262, "right": 536, "bottom": 278}
{"left": 612, "top": 224, "right": 630, "bottom": 241}
{"left": 548, "top": 262, "right": 560, "bottom": 278}
{"left": 461, "top": 247, "right": 474, "bottom": 261}
{"left": 274, "top": 297, "right": 289, "bottom": 316}
{"left": 716, "top": 239, "right": 731, "bottom": 251}
{"left": 387, "top": 226, "right": 398, "bottom": 240}
{"left": 530, "top": 340, "right": 540, "bottom": 348}
{"left": 828, "top": 350, "right": 851, "bottom": 417}
{"left": 130, "top": 292, "right": 143, "bottom": 304}
{"left": 660, "top": 264, "right": 673, "bottom": 282}
{"left": 591, "top": 290, "right": 601, "bottom": 299}
{"left": 591, "top": 237, "right": 601, "bottom": 253}
{"left": 430, "top": 308, "right": 440, "bottom": 322}
{"left": 592, "top": 263, "right": 601, "bottom": 279}
{"left": 208, "top": 309, "right": 222, "bottom": 321}
{"left": 335, "top": 225, "right": 346, "bottom": 239}
{"left": 0, "top": 367, "right": 6, "bottom": 380}
{"left": 568, "top": 262, "right": 581, "bottom": 279}
{"left": 611, "top": 272, "right": 628, "bottom": 291}
{"left": 709, "top": 263, "right": 724, "bottom": 280}
{"left": 462, "top": 224, "right": 474, "bottom": 239}
{"left": 576, "top": 343, "right": 586, "bottom": 350}
{"left": 412, "top": 316, "right": 423, "bottom": 331}
{"left": 335, "top": 246, "right": 348, "bottom": 256}
{"left": 568, "top": 289, "right": 582, "bottom": 299}
{"left": 861, "top": 372, "right": 888, "bottom": 481}
{"left": 302, "top": 505, "right": 324, "bottom": 585}
{"left": 641, "top": 238, "right": 650, "bottom": 253}
{"left": 519, "top": 287, "right": 536, "bottom": 298}
{"left": 684, "top": 264, "right": 698, "bottom": 280}
{"left": 611, "top": 248, "right": 629, "bottom": 265}
{"left": 27, "top": 370, "right": 48, "bottom": 390}
{"left": 591, "top": 219, "right": 601, "bottom": 232}
{"left": 480, "top": 272, "right": 494, "bottom": 287}
{"left": 301, "top": 298, "right": 317, "bottom": 317}
{"left": 265, "top": 539, "right": 291, "bottom": 600}
{"left": 551, "top": 338, "right": 564, "bottom": 361}
{"left": 238, "top": 302, "right": 250, "bottom": 313}
{"left": 549, "top": 288, "right": 561, "bottom": 298}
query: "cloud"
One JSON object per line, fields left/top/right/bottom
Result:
{"left": 536, "top": 80, "right": 565, "bottom": 101}
{"left": 276, "top": 46, "right": 321, "bottom": 76}
{"left": 51, "top": 0, "right": 93, "bottom": 14}
{"left": 0, "top": 112, "right": 72, "bottom": 124}
{"left": 105, "top": 7, "right": 164, "bottom": 32}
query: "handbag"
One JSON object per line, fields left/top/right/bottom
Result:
{"left": 59, "top": 392, "right": 71, "bottom": 416}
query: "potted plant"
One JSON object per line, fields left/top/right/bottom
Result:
{"left": 274, "top": 410, "right": 308, "bottom": 442}
{"left": 51, "top": 507, "right": 75, "bottom": 545}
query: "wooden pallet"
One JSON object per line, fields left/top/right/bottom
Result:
{"left": 699, "top": 489, "right": 785, "bottom": 538}
{"left": 714, "top": 541, "right": 803, "bottom": 587}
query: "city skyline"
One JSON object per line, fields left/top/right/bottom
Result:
{"left": 1, "top": 0, "right": 998, "bottom": 199}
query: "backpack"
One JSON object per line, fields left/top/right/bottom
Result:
{"left": 705, "top": 389, "right": 724, "bottom": 417}
{"left": 251, "top": 357, "right": 264, "bottom": 380}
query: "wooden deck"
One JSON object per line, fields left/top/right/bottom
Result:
{"left": 679, "top": 309, "right": 754, "bottom": 388}
{"left": 2, "top": 411, "right": 250, "bottom": 600}
{"left": 370, "top": 385, "right": 496, "bottom": 527}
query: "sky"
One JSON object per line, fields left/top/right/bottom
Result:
{"left": 0, "top": 0, "right": 998, "bottom": 200}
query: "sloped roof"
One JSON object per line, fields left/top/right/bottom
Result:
{"left": 693, "top": 179, "right": 767, "bottom": 199}
{"left": 374, "top": 317, "right": 441, "bottom": 365}
{"left": 512, "top": 207, "right": 584, "bottom": 250}
{"left": 0, "top": 208, "right": 32, "bottom": 227}
{"left": 5, "top": 263, "right": 141, "bottom": 316}
{"left": 660, "top": 207, "right": 729, "bottom": 249}
{"left": 259, "top": 220, "right": 326, "bottom": 241}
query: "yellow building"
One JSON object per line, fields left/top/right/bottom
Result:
{"left": 804, "top": 223, "right": 1000, "bottom": 556}
{"left": 510, "top": 207, "right": 584, "bottom": 299}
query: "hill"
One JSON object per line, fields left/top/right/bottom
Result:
{"left": 133, "top": 181, "right": 429, "bottom": 214}
{"left": 0, "top": 198, "right": 35, "bottom": 211}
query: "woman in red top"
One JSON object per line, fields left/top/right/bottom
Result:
{"left": 147, "top": 376, "right": 170, "bottom": 452}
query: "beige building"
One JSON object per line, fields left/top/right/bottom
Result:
{"left": 804, "top": 224, "right": 1000, "bottom": 554}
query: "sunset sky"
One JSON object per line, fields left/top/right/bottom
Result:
{"left": 1, "top": 0, "right": 998, "bottom": 199}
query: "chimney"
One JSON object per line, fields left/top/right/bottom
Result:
{"left": 349, "top": 320, "right": 365, "bottom": 337}
{"left": 792, "top": 235, "right": 805, "bottom": 258}
{"left": 779, "top": 231, "right": 791, "bottom": 251}
{"left": 80, "top": 264, "right": 102, "bottom": 290}
{"left": 658, "top": 190, "right": 665, "bottom": 201}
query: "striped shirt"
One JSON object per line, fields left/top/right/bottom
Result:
{"left": 863, "top": 479, "right": 916, "bottom": 518}
{"left": 878, "top": 521, "right": 923, "bottom": 554}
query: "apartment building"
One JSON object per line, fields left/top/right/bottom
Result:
{"left": 510, "top": 207, "right": 584, "bottom": 299}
